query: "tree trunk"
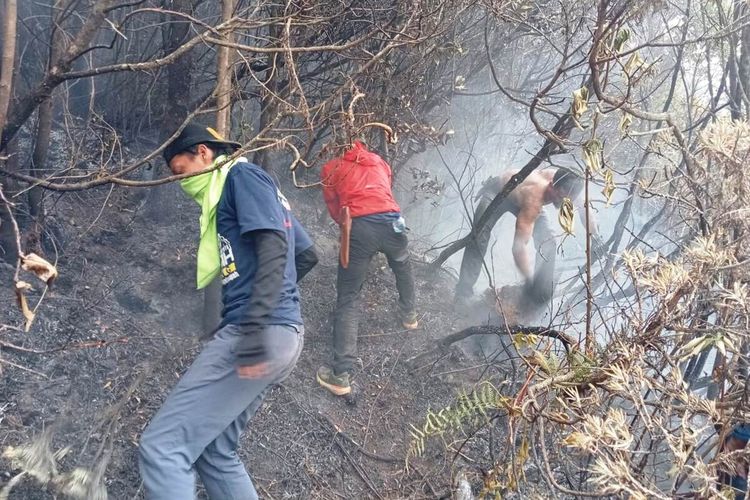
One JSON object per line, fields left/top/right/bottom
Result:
{"left": 728, "top": 2, "right": 743, "bottom": 119}
{"left": 739, "top": 25, "right": 750, "bottom": 111}
{"left": 251, "top": 70, "right": 278, "bottom": 170}
{"left": 215, "top": 0, "right": 235, "bottom": 136}
{"left": 25, "top": 1, "right": 64, "bottom": 255}
{"left": 252, "top": 5, "right": 281, "bottom": 170}
{"left": 163, "top": 0, "right": 194, "bottom": 132}
{"left": 203, "top": 0, "right": 236, "bottom": 337}
{"left": 25, "top": 97, "right": 52, "bottom": 254}
{"left": 1, "top": 0, "right": 113, "bottom": 149}
{"left": 0, "top": 137, "right": 19, "bottom": 262}
{"left": 147, "top": 0, "right": 196, "bottom": 219}
{"left": 0, "top": 0, "right": 18, "bottom": 262}
{"left": 0, "top": 0, "right": 17, "bottom": 139}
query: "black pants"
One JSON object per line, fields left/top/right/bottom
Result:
{"left": 456, "top": 197, "right": 556, "bottom": 303}
{"left": 332, "top": 218, "right": 415, "bottom": 374}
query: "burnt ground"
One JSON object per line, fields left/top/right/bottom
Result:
{"left": 0, "top": 181, "right": 540, "bottom": 499}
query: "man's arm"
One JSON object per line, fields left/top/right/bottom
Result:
{"left": 291, "top": 215, "right": 318, "bottom": 282}
{"left": 512, "top": 209, "right": 537, "bottom": 281}
{"left": 321, "top": 161, "right": 341, "bottom": 223}
{"left": 295, "top": 246, "right": 318, "bottom": 283}
{"left": 234, "top": 230, "right": 288, "bottom": 368}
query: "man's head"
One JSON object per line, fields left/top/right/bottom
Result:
{"left": 163, "top": 123, "right": 241, "bottom": 175}
{"left": 550, "top": 168, "right": 583, "bottom": 202}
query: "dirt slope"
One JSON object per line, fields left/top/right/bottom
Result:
{"left": 0, "top": 181, "right": 525, "bottom": 499}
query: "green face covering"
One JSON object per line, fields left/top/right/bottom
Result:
{"left": 181, "top": 154, "right": 247, "bottom": 289}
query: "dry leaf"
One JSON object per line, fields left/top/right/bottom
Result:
{"left": 619, "top": 112, "right": 632, "bottom": 136}
{"left": 15, "top": 281, "right": 35, "bottom": 332}
{"left": 583, "top": 139, "right": 603, "bottom": 173}
{"left": 571, "top": 87, "right": 589, "bottom": 130}
{"left": 558, "top": 197, "right": 575, "bottom": 235}
{"left": 613, "top": 28, "right": 629, "bottom": 53}
{"left": 602, "top": 169, "right": 615, "bottom": 206}
{"left": 532, "top": 350, "right": 552, "bottom": 373}
{"left": 21, "top": 253, "right": 58, "bottom": 286}
{"left": 624, "top": 51, "right": 645, "bottom": 79}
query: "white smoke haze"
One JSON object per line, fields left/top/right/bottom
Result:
{"left": 392, "top": 15, "right": 711, "bottom": 352}
{"left": 394, "top": 70, "right": 628, "bottom": 301}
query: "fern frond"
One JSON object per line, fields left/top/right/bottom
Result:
{"left": 407, "top": 381, "right": 510, "bottom": 463}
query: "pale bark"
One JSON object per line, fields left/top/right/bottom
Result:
{"left": 0, "top": 0, "right": 18, "bottom": 261}
{"left": 0, "top": 0, "right": 18, "bottom": 138}
{"left": 203, "top": 0, "right": 237, "bottom": 336}
{"left": 215, "top": 0, "right": 235, "bottom": 136}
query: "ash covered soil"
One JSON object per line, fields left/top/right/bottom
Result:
{"left": 0, "top": 181, "right": 524, "bottom": 499}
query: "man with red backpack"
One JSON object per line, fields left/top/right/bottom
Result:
{"left": 316, "top": 140, "right": 418, "bottom": 397}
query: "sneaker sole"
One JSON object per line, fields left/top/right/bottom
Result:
{"left": 316, "top": 374, "right": 352, "bottom": 396}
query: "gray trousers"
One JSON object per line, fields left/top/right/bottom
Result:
{"left": 139, "top": 323, "right": 304, "bottom": 499}
{"left": 332, "top": 217, "right": 415, "bottom": 375}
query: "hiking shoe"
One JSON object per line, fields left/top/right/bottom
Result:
{"left": 399, "top": 310, "right": 419, "bottom": 330}
{"left": 316, "top": 366, "right": 351, "bottom": 396}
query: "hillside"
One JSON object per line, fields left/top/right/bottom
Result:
{"left": 0, "top": 181, "right": 525, "bottom": 499}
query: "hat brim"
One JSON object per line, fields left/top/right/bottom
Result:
{"left": 164, "top": 138, "right": 242, "bottom": 165}
{"left": 208, "top": 139, "right": 242, "bottom": 150}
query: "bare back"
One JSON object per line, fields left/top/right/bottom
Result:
{"left": 497, "top": 168, "right": 556, "bottom": 215}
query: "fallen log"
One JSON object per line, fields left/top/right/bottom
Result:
{"left": 409, "top": 325, "right": 575, "bottom": 366}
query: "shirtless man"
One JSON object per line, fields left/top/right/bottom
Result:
{"left": 455, "top": 168, "right": 597, "bottom": 302}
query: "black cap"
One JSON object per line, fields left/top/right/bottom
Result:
{"left": 163, "top": 123, "right": 241, "bottom": 164}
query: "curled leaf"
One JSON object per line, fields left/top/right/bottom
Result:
{"left": 583, "top": 139, "right": 603, "bottom": 173}
{"left": 619, "top": 112, "right": 632, "bottom": 136}
{"left": 0, "top": 471, "right": 27, "bottom": 500}
{"left": 613, "top": 28, "right": 630, "bottom": 53}
{"left": 602, "top": 169, "right": 615, "bottom": 206}
{"left": 15, "top": 281, "right": 36, "bottom": 332}
{"left": 558, "top": 197, "right": 575, "bottom": 235}
{"left": 677, "top": 336, "right": 709, "bottom": 361}
{"left": 571, "top": 87, "right": 589, "bottom": 130}
{"left": 21, "top": 253, "right": 58, "bottom": 286}
{"left": 716, "top": 338, "right": 727, "bottom": 357}
{"left": 513, "top": 333, "right": 539, "bottom": 349}
{"left": 624, "top": 51, "right": 645, "bottom": 80}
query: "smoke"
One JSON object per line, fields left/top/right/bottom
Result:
{"left": 395, "top": 83, "right": 626, "bottom": 296}
{"left": 392, "top": 75, "right": 648, "bottom": 332}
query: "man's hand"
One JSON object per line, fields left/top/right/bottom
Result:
{"left": 235, "top": 326, "right": 269, "bottom": 378}
{"left": 522, "top": 278, "right": 540, "bottom": 302}
{"left": 237, "top": 361, "right": 271, "bottom": 379}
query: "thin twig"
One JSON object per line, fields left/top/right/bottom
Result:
{"left": 0, "top": 358, "right": 48, "bottom": 378}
